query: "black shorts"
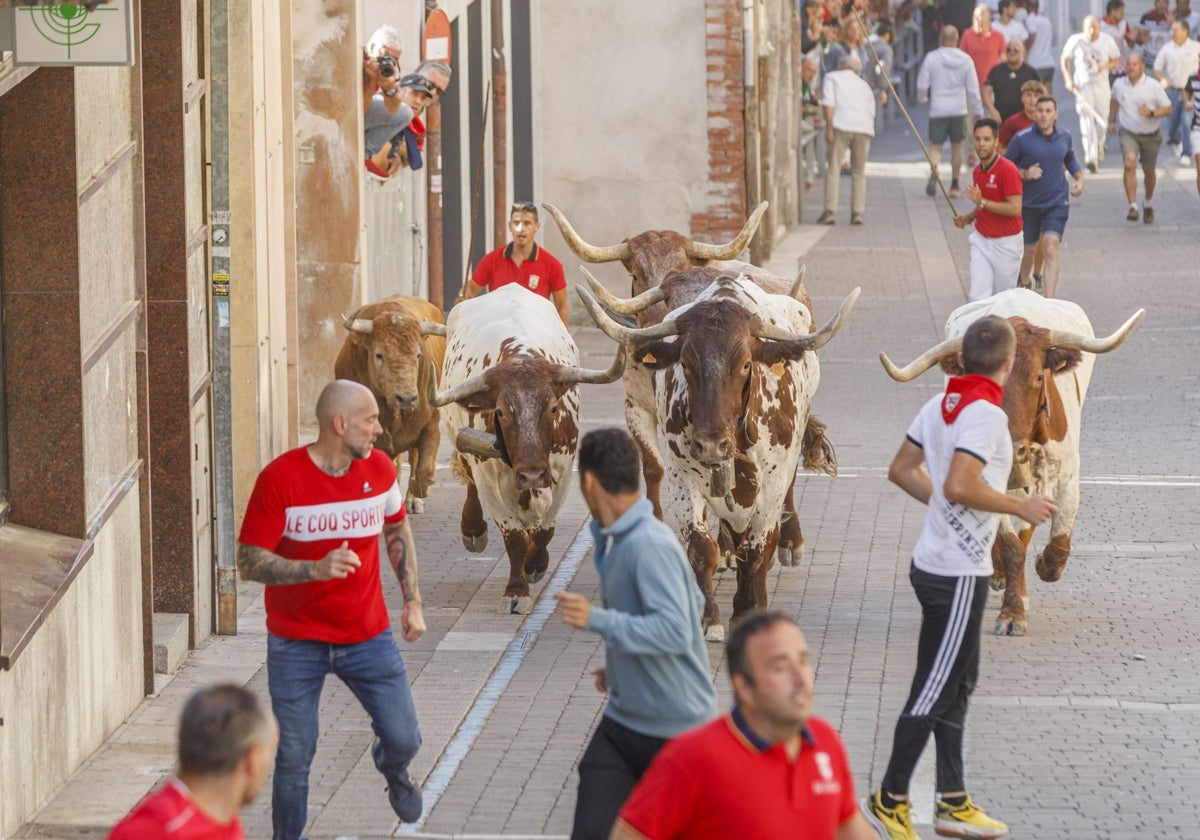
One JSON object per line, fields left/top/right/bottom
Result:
{"left": 1022, "top": 203, "right": 1069, "bottom": 246}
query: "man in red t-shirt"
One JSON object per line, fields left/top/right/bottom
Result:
{"left": 108, "top": 685, "right": 276, "bottom": 840}
{"left": 456, "top": 202, "right": 569, "bottom": 324}
{"left": 237, "top": 380, "right": 427, "bottom": 838}
{"left": 612, "top": 612, "right": 879, "bottom": 840}
{"left": 954, "top": 118, "right": 1024, "bottom": 301}
{"left": 998, "top": 79, "right": 1047, "bottom": 151}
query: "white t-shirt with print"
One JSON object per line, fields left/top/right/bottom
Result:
{"left": 1061, "top": 31, "right": 1120, "bottom": 88}
{"left": 906, "top": 394, "right": 1013, "bottom": 577}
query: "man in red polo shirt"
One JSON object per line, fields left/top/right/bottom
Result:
{"left": 457, "top": 201, "right": 569, "bottom": 324}
{"left": 954, "top": 118, "right": 1024, "bottom": 301}
{"left": 611, "top": 611, "right": 879, "bottom": 840}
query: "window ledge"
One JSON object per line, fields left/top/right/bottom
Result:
{"left": 0, "top": 524, "right": 92, "bottom": 669}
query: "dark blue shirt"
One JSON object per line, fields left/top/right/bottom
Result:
{"left": 1004, "top": 123, "right": 1081, "bottom": 209}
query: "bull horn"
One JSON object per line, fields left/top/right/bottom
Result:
{"left": 432, "top": 371, "right": 490, "bottom": 408}
{"left": 755, "top": 286, "right": 861, "bottom": 351}
{"left": 579, "top": 267, "right": 667, "bottom": 315}
{"left": 1047, "top": 308, "right": 1145, "bottom": 354}
{"left": 556, "top": 344, "right": 627, "bottom": 385}
{"left": 456, "top": 427, "right": 503, "bottom": 460}
{"left": 542, "top": 203, "right": 632, "bottom": 263}
{"left": 420, "top": 320, "right": 447, "bottom": 337}
{"left": 788, "top": 265, "right": 808, "bottom": 301}
{"left": 343, "top": 315, "right": 374, "bottom": 333}
{"left": 687, "top": 201, "right": 769, "bottom": 261}
{"left": 879, "top": 336, "right": 963, "bottom": 382}
{"left": 577, "top": 286, "right": 680, "bottom": 345}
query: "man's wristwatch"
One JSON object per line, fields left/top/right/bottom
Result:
{"left": 979, "top": 198, "right": 988, "bottom": 210}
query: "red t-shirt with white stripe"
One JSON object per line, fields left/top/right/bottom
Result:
{"left": 973, "top": 155, "right": 1023, "bottom": 239}
{"left": 107, "top": 779, "right": 243, "bottom": 839}
{"left": 238, "top": 447, "right": 406, "bottom": 644}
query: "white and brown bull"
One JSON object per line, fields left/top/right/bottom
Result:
{"left": 334, "top": 294, "right": 447, "bottom": 513}
{"left": 543, "top": 202, "right": 813, "bottom": 566}
{"left": 434, "top": 284, "right": 624, "bottom": 614}
{"left": 880, "top": 289, "right": 1144, "bottom": 635}
{"left": 580, "top": 270, "right": 859, "bottom": 640}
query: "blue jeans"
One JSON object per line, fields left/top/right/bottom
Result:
{"left": 1165, "top": 88, "right": 1192, "bottom": 156}
{"left": 268, "top": 628, "right": 421, "bottom": 840}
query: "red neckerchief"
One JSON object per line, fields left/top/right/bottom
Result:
{"left": 409, "top": 115, "right": 427, "bottom": 151}
{"left": 942, "top": 374, "right": 1003, "bottom": 424}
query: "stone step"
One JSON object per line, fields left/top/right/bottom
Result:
{"left": 151, "top": 612, "right": 189, "bottom": 675}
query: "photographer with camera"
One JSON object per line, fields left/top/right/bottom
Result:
{"left": 363, "top": 25, "right": 413, "bottom": 180}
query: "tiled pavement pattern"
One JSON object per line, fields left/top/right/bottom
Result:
{"left": 19, "top": 89, "right": 1199, "bottom": 840}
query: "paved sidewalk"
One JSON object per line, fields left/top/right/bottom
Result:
{"left": 18, "top": 81, "right": 1200, "bottom": 840}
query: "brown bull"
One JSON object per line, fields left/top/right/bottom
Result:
{"left": 543, "top": 203, "right": 814, "bottom": 567}
{"left": 334, "top": 294, "right": 446, "bottom": 512}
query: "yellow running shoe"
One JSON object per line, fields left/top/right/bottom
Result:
{"left": 934, "top": 794, "right": 1009, "bottom": 838}
{"left": 862, "top": 789, "right": 919, "bottom": 840}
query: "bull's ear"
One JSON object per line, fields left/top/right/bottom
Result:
{"left": 752, "top": 338, "right": 808, "bottom": 367}
{"left": 1046, "top": 345, "right": 1084, "bottom": 374}
{"left": 634, "top": 340, "right": 680, "bottom": 370}
{"left": 459, "top": 392, "right": 497, "bottom": 413}
{"left": 938, "top": 354, "right": 964, "bottom": 375}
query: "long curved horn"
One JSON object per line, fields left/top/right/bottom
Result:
{"left": 788, "top": 265, "right": 808, "bottom": 301}
{"left": 577, "top": 286, "right": 680, "bottom": 345}
{"left": 420, "top": 320, "right": 447, "bottom": 337}
{"left": 542, "top": 203, "right": 632, "bottom": 263}
{"left": 1047, "top": 308, "right": 1145, "bottom": 354}
{"left": 579, "top": 267, "right": 667, "bottom": 315}
{"left": 687, "top": 201, "right": 769, "bottom": 261}
{"left": 879, "top": 336, "right": 963, "bottom": 382}
{"left": 343, "top": 315, "right": 374, "bottom": 333}
{"left": 556, "top": 344, "right": 627, "bottom": 385}
{"left": 755, "top": 286, "right": 861, "bottom": 351}
{"left": 432, "top": 371, "right": 490, "bottom": 407}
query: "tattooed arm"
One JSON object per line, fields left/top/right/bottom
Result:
{"left": 236, "top": 541, "right": 361, "bottom": 585}
{"left": 384, "top": 519, "right": 426, "bottom": 641}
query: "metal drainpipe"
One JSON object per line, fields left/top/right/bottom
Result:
{"left": 209, "top": 0, "right": 237, "bottom": 635}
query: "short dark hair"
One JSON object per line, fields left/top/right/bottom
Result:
{"left": 974, "top": 117, "right": 1000, "bottom": 138}
{"left": 725, "top": 610, "right": 798, "bottom": 687}
{"left": 962, "top": 315, "right": 1016, "bottom": 376}
{"left": 510, "top": 200, "right": 539, "bottom": 221}
{"left": 1035, "top": 94, "right": 1057, "bottom": 108}
{"left": 578, "top": 428, "right": 641, "bottom": 495}
{"left": 1105, "top": 0, "right": 1124, "bottom": 14}
{"left": 178, "top": 684, "right": 269, "bottom": 776}
{"left": 998, "top": 0, "right": 1014, "bottom": 11}
{"left": 875, "top": 19, "right": 895, "bottom": 40}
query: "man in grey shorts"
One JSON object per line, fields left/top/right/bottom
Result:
{"left": 918, "top": 24, "right": 984, "bottom": 198}
{"left": 1108, "top": 53, "right": 1172, "bottom": 223}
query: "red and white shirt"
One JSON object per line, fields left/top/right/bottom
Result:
{"left": 107, "top": 779, "right": 243, "bottom": 840}
{"left": 973, "top": 155, "right": 1023, "bottom": 239}
{"left": 238, "top": 447, "right": 406, "bottom": 643}
{"left": 470, "top": 242, "right": 566, "bottom": 299}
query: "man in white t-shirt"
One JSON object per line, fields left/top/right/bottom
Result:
{"left": 819, "top": 55, "right": 877, "bottom": 226}
{"left": 1109, "top": 52, "right": 1174, "bottom": 221}
{"left": 993, "top": 0, "right": 1029, "bottom": 46}
{"left": 1061, "top": 16, "right": 1122, "bottom": 171}
{"left": 863, "top": 316, "right": 1056, "bottom": 840}
{"left": 1023, "top": 0, "right": 1056, "bottom": 82}
{"left": 1153, "top": 20, "right": 1200, "bottom": 163}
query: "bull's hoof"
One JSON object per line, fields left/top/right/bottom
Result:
{"left": 498, "top": 595, "right": 534, "bottom": 615}
{"left": 1036, "top": 553, "right": 1065, "bottom": 582}
{"left": 990, "top": 572, "right": 1005, "bottom": 591}
{"left": 526, "top": 569, "right": 545, "bottom": 584}
{"left": 462, "top": 533, "right": 488, "bottom": 553}
{"left": 777, "top": 545, "right": 802, "bottom": 568}
{"left": 993, "top": 615, "right": 1028, "bottom": 636}
{"left": 407, "top": 497, "right": 425, "bottom": 515}
{"left": 704, "top": 623, "right": 726, "bottom": 643}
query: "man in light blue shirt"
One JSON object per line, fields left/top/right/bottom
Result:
{"left": 556, "top": 427, "right": 717, "bottom": 840}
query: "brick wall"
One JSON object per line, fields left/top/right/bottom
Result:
{"left": 691, "top": 0, "right": 748, "bottom": 243}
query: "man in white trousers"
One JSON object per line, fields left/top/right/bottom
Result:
{"left": 1060, "top": 16, "right": 1121, "bottom": 172}
{"left": 954, "top": 118, "right": 1025, "bottom": 301}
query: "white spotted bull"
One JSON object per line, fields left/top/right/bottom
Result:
{"left": 581, "top": 271, "right": 859, "bottom": 640}
{"left": 880, "top": 289, "right": 1144, "bottom": 636}
{"left": 434, "top": 285, "right": 624, "bottom": 614}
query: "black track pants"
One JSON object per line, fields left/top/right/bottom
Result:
{"left": 571, "top": 715, "right": 666, "bottom": 840}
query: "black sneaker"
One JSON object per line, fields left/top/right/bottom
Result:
{"left": 386, "top": 770, "right": 423, "bottom": 822}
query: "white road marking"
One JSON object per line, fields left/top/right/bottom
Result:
{"left": 396, "top": 525, "right": 595, "bottom": 835}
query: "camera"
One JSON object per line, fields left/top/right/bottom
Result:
{"left": 376, "top": 53, "right": 398, "bottom": 79}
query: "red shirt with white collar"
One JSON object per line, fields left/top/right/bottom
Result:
{"left": 972, "top": 153, "right": 1023, "bottom": 238}
{"left": 470, "top": 242, "right": 566, "bottom": 299}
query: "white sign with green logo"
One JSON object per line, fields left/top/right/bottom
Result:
{"left": 12, "top": 1, "right": 132, "bottom": 67}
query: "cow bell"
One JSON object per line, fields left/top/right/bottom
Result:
{"left": 456, "top": 427, "right": 503, "bottom": 460}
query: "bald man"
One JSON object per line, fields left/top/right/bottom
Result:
{"left": 238, "top": 380, "right": 427, "bottom": 837}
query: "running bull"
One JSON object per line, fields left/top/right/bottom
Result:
{"left": 880, "top": 289, "right": 1144, "bottom": 636}
{"left": 335, "top": 294, "right": 447, "bottom": 513}
{"left": 580, "top": 270, "right": 859, "bottom": 640}
{"left": 434, "top": 285, "right": 625, "bottom": 614}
